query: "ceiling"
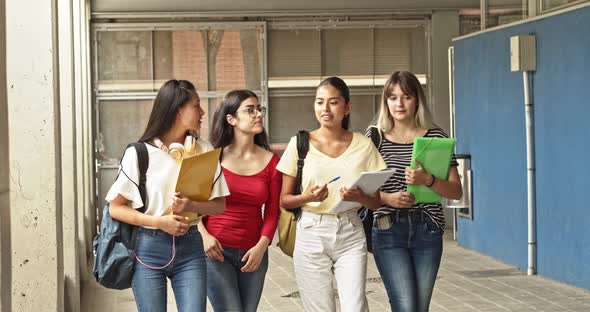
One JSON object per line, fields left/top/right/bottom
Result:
{"left": 91, "top": 0, "right": 523, "bottom": 14}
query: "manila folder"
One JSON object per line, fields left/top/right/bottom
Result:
{"left": 172, "top": 148, "right": 221, "bottom": 222}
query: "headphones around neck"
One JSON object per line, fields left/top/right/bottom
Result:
{"left": 154, "top": 135, "right": 200, "bottom": 160}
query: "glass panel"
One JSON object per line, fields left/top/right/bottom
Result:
{"left": 268, "top": 94, "right": 377, "bottom": 143}
{"left": 374, "top": 28, "right": 413, "bottom": 75}
{"left": 153, "top": 31, "right": 173, "bottom": 80}
{"left": 542, "top": 0, "right": 585, "bottom": 11}
{"left": 486, "top": 1, "right": 526, "bottom": 29}
{"left": 98, "top": 168, "right": 119, "bottom": 208}
{"left": 268, "top": 29, "right": 321, "bottom": 78}
{"left": 154, "top": 31, "right": 208, "bottom": 91}
{"left": 268, "top": 95, "right": 317, "bottom": 143}
{"left": 410, "top": 27, "right": 427, "bottom": 75}
{"left": 349, "top": 95, "right": 376, "bottom": 133}
{"left": 97, "top": 100, "right": 153, "bottom": 161}
{"left": 98, "top": 97, "right": 219, "bottom": 161}
{"left": 211, "top": 29, "right": 262, "bottom": 91}
{"left": 97, "top": 31, "right": 152, "bottom": 82}
{"left": 322, "top": 29, "right": 373, "bottom": 77}
{"left": 460, "top": 15, "right": 483, "bottom": 35}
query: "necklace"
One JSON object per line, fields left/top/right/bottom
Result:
{"left": 392, "top": 128, "right": 419, "bottom": 144}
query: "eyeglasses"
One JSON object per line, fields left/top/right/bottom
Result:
{"left": 237, "top": 106, "right": 267, "bottom": 118}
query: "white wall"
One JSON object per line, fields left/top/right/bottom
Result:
{"left": 59, "top": 0, "right": 81, "bottom": 309}
{"left": 6, "top": 0, "right": 64, "bottom": 310}
{"left": 0, "top": 0, "right": 11, "bottom": 310}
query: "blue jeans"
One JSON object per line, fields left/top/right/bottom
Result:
{"left": 206, "top": 246, "right": 269, "bottom": 312}
{"left": 132, "top": 226, "right": 207, "bottom": 312}
{"left": 372, "top": 213, "right": 443, "bottom": 312}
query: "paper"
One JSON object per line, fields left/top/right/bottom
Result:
{"left": 407, "top": 137, "right": 456, "bottom": 204}
{"left": 330, "top": 169, "right": 396, "bottom": 214}
{"left": 168, "top": 148, "right": 222, "bottom": 223}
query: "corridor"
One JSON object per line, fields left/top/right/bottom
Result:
{"left": 82, "top": 237, "right": 590, "bottom": 312}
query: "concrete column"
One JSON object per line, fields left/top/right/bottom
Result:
{"left": 431, "top": 11, "right": 460, "bottom": 229}
{"left": 431, "top": 11, "right": 460, "bottom": 134}
{"left": 240, "top": 29, "right": 261, "bottom": 90}
{"left": 6, "top": 0, "right": 64, "bottom": 310}
{"left": 0, "top": 0, "right": 11, "bottom": 310}
{"left": 58, "top": 0, "right": 80, "bottom": 310}
{"left": 528, "top": 0, "right": 539, "bottom": 18}
{"left": 72, "top": 0, "right": 94, "bottom": 282}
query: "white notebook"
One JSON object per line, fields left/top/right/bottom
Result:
{"left": 330, "top": 169, "right": 396, "bottom": 214}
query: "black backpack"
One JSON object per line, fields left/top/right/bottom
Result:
{"left": 359, "top": 126, "right": 383, "bottom": 253}
{"left": 293, "top": 130, "right": 310, "bottom": 218}
{"left": 276, "top": 130, "right": 309, "bottom": 257}
{"left": 93, "top": 142, "right": 148, "bottom": 289}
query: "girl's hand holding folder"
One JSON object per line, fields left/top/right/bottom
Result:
{"left": 171, "top": 192, "right": 191, "bottom": 213}
{"left": 382, "top": 191, "right": 415, "bottom": 208}
{"left": 405, "top": 160, "right": 434, "bottom": 186}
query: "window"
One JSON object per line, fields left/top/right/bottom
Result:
{"left": 484, "top": 1, "right": 526, "bottom": 29}
{"left": 542, "top": 0, "right": 588, "bottom": 12}
{"left": 96, "top": 99, "right": 153, "bottom": 162}
{"left": 268, "top": 93, "right": 377, "bottom": 143}
{"left": 267, "top": 24, "right": 428, "bottom": 144}
{"left": 93, "top": 22, "right": 266, "bottom": 217}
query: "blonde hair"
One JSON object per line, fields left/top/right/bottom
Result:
{"left": 375, "top": 71, "right": 437, "bottom": 132}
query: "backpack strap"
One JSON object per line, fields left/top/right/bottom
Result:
{"left": 368, "top": 126, "right": 383, "bottom": 150}
{"left": 125, "top": 142, "right": 149, "bottom": 213}
{"left": 129, "top": 142, "right": 149, "bottom": 213}
{"left": 295, "top": 130, "right": 309, "bottom": 195}
{"left": 293, "top": 130, "right": 309, "bottom": 219}
{"left": 125, "top": 142, "right": 149, "bottom": 250}
{"left": 211, "top": 148, "right": 224, "bottom": 192}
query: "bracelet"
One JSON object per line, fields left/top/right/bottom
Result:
{"left": 426, "top": 174, "right": 435, "bottom": 187}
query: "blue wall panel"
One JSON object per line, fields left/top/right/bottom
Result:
{"left": 454, "top": 6, "right": 590, "bottom": 290}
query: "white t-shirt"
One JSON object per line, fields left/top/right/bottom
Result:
{"left": 105, "top": 138, "right": 230, "bottom": 224}
{"left": 276, "top": 132, "right": 386, "bottom": 214}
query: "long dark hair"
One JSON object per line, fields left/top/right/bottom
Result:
{"left": 210, "top": 90, "right": 270, "bottom": 150}
{"left": 317, "top": 77, "right": 351, "bottom": 130}
{"left": 139, "top": 79, "right": 198, "bottom": 143}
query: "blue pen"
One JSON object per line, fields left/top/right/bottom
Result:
{"left": 327, "top": 176, "right": 341, "bottom": 184}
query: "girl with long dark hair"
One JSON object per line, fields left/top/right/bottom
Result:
{"left": 198, "top": 90, "right": 281, "bottom": 312}
{"left": 106, "top": 79, "right": 230, "bottom": 311}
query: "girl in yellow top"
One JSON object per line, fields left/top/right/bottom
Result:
{"left": 277, "top": 77, "right": 386, "bottom": 312}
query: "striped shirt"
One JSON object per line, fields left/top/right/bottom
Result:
{"left": 366, "top": 127, "right": 458, "bottom": 230}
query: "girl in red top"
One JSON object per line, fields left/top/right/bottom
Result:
{"left": 198, "top": 89, "right": 281, "bottom": 312}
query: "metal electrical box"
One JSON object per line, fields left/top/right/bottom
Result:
{"left": 446, "top": 154, "right": 472, "bottom": 219}
{"left": 510, "top": 35, "right": 536, "bottom": 72}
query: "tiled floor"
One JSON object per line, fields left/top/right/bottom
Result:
{"left": 82, "top": 237, "right": 590, "bottom": 311}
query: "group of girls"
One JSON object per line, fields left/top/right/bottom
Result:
{"left": 107, "top": 71, "right": 462, "bottom": 312}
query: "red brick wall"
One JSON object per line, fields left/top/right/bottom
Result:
{"left": 171, "top": 31, "right": 209, "bottom": 137}
{"left": 215, "top": 31, "right": 246, "bottom": 90}
{"left": 171, "top": 31, "right": 208, "bottom": 91}
{"left": 169, "top": 30, "right": 248, "bottom": 139}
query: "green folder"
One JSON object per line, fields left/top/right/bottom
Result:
{"left": 407, "top": 137, "right": 456, "bottom": 204}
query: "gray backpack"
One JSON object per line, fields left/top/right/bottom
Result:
{"left": 92, "top": 142, "right": 148, "bottom": 289}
